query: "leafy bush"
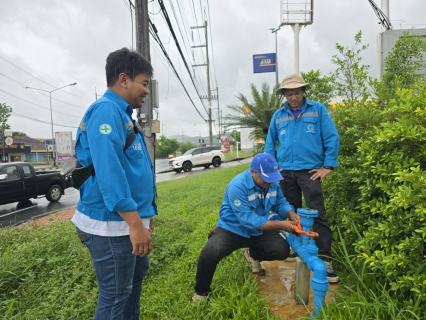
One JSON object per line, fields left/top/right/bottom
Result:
{"left": 351, "top": 83, "right": 426, "bottom": 300}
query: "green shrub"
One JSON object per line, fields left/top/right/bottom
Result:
{"left": 350, "top": 83, "right": 426, "bottom": 300}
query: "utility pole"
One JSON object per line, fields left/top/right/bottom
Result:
{"left": 205, "top": 21, "right": 212, "bottom": 146}
{"left": 381, "top": 0, "right": 389, "bottom": 31}
{"left": 191, "top": 21, "right": 213, "bottom": 146}
{"left": 135, "top": 0, "right": 155, "bottom": 164}
{"left": 270, "top": 27, "right": 281, "bottom": 86}
{"left": 281, "top": 0, "right": 313, "bottom": 74}
{"left": 1, "top": 124, "right": 5, "bottom": 163}
{"left": 216, "top": 87, "right": 220, "bottom": 137}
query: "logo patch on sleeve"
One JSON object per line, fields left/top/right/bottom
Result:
{"left": 234, "top": 199, "right": 241, "bottom": 207}
{"left": 99, "top": 124, "right": 112, "bottom": 134}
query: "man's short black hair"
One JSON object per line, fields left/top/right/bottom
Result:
{"left": 105, "top": 48, "right": 153, "bottom": 87}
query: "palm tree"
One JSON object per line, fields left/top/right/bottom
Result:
{"left": 223, "top": 82, "right": 283, "bottom": 141}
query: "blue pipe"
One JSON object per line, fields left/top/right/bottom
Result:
{"left": 270, "top": 209, "right": 329, "bottom": 317}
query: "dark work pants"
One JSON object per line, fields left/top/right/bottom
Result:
{"left": 194, "top": 226, "right": 289, "bottom": 295}
{"left": 279, "top": 170, "right": 333, "bottom": 261}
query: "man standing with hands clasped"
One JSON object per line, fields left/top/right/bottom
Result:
{"left": 264, "top": 73, "right": 340, "bottom": 283}
{"left": 72, "top": 48, "right": 157, "bottom": 319}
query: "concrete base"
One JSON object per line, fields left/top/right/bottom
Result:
{"left": 256, "top": 260, "right": 338, "bottom": 318}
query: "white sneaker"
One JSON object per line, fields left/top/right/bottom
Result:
{"left": 243, "top": 248, "right": 265, "bottom": 276}
{"left": 324, "top": 261, "right": 339, "bottom": 283}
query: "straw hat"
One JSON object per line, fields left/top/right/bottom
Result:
{"left": 275, "top": 73, "right": 310, "bottom": 95}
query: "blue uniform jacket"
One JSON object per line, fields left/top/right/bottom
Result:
{"left": 75, "top": 89, "right": 157, "bottom": 221}
{"left": 264, "top": 98, "right": 340, "bottom": 170}
{"left": 217, "top": 170, "right": 294, "bottom": 238}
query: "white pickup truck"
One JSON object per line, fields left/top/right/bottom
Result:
{"left": 169, "top": 146, "right": 225, "bottom": 173}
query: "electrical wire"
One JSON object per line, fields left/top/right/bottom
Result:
{"left": 169, "top": 0, "right": 207, "bottom": 99}
{"left": 157, "top": 0, "right": 208, "bottom": 113}
{"left": 149, "top": 22, "right": 207, "bottom": 121}
{"left": 10, "top": 112, "right": 79, "bottom": 129}
{"left": 0, "top": 72, "right": 87, "bottom": 110}
{"left": 0, "top": 55, "right": 93, "bottom": 101}
{"left": 174, "top": 0, "right": 209, "bottom": 103}
{"left": 121, "top": 0, "right": 208, "bottom": 119}
{"left": 0, "top": 88, "right": 82, "bottom": 119}
{"left": 206, "top": 0, "right": 218, "bottom": 92}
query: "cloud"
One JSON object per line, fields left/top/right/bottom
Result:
{"left": 1, "top": 0, "right": 425, "bottom": 141}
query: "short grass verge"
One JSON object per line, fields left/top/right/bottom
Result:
{"left": 1, "top": 162, "right": 424, "bottom": 319}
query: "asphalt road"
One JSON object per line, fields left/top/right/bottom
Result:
{"left": 0, "top": 158, "right": 252, "bottom": 227}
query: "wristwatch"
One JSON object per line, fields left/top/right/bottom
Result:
{"left": 323, "top": 166, "right": 334, "bottom": 170}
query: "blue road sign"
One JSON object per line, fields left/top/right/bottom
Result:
{"left": 253, "top": 53, "right": 276, "bottom": 73}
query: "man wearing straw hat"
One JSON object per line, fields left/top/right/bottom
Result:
{"left": 264, "top": 73, "right": 340, "bottom": 283}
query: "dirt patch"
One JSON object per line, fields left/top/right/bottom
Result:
{"left": 27, "top": 206, "right": 76, "bottom": 227}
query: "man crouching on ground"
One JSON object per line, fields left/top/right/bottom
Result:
{"left": 193, "top": 153, "right": 300, "bottom": 300}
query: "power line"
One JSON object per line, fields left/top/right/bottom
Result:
{"left": 156, "top": 0, "right": 208, "bottom": 113}
{"left": 10, "top": 112, "right": 79, "bottom": 129}
{"left": 121, "top": 0, "right": 208, "bottom": 121}
{"left": 206, "top": 0, "right": 218, "bottom": 90}
{"left": 174, "top": 0, "right": 209, "bottom": 102}
{"left": 0, "top": 55, "right": 93, "bottom": 101}
{"left": 0, "top": 72, "right": 87, "bottom": 110}
{"left": 0, "top": 88, "right": 82, "bottom": 119}
{"left": 149, "top": 22, "right": 207, "bottom": 121}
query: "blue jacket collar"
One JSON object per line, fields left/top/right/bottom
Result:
{"left": 244, "top": 169, "right": 273, "bottom": 192}
{"left": 244, "top": 169, "right": 256, "bottom": 190}
{"left": 103, "top": 89, "right": 133, "bottom": 116}
{"left": 282, "top": 97, "right": 314, "bottom": 114}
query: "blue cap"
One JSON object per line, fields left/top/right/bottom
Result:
{"left": 250, "top": 153, "right": 283, "bottom": 183}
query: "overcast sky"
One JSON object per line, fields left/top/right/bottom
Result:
{"left": 1, "top": 0, "right": 425, "bottom": 142}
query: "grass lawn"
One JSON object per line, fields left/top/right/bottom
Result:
{"left": 0, "top": 162, "right": 423, "bottom": 319}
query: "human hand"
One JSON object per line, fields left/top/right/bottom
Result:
{"left": 286, "top": 210, "right": 300, "bottom": 224}
{"left": 129, "top": 224, "right": 152, "bottom": 257}
{"left": 281, "top": 220, "right": 297, "bottom": 233}
{"left": 309, "top": 168, "right": 332, "bottom": 182}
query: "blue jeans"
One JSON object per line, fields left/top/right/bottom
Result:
{"left": 77, "top": 228, "right": 150, "bottom": 320}
{"left": 194, "top": 226, "right": 289, "bottom": 295}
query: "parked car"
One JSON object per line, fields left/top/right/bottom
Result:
{"left": 169, "top": 146, "right": 224, "bottom": 173}
{"left": 0, "top": 162, "right": 70, "bottom": 205}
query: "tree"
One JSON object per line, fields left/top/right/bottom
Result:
{"left": 0, "top": 103, "right": 12, "bottom": 130}
{"left": 331, "top": 31, "right": 371, "bottom": 106}
{"left": 12, "top": 132, "right": 27, "bottom": 136}
{"left": 373, "top": 31, "right": 426, "bottom": 104}
{"left": 156, "top": 136, "right": 180, "bottom": 158}
{"left": 301, "top": 70, "right": 335, "bottom": 106}
{"left": 178, "top": 141, "right": 196, "bottom": 154}
{"left": 223, "top": 82, "right": 283, "bottom": 142}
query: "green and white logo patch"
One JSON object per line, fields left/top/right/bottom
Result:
{"left": 234, "top": 199, "right": 241, "bottom": 207}
{"left": 99, "top": 124, "right": 112, "bottom": 134}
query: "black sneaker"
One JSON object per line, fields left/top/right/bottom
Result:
{"left": 286, "top": 248, "right": 298, "bottom": 261}
{"left": 324, "top": 261, "right": 339, "bottom": 283}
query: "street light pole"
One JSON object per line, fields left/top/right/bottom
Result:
{"left": 270, "top": 27, "right": 281, "bottom": 87}
{"left": 24, "top": 82, "right": 77, "bottom": 166}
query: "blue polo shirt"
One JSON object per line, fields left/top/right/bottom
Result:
{"left": 265, "top": 97, "right": 340, "bottom": 170}
{"left": 217, "top": 170, "right": 294, "bottom": 238}
{"left": 75, "top": 89, "right": 157, "bottom": 222}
